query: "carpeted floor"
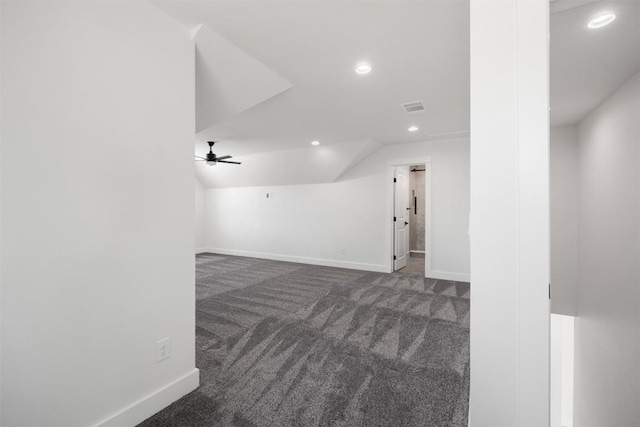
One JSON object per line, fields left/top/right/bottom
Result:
{"left": 139, "top": 254, "right": 470, "bottom": 427}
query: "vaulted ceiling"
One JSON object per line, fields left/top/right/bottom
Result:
{"left": 550, "top": 0, "right": 640, "bottom": 126}
{"left": 151, "top": 1, "right": 638, "bottom": 187}
{"left": 153, "top": 1, "right": 470, "bottom": 187}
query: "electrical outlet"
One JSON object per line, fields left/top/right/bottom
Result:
{"left": 157, "top": 337, "right": 170, "bottom": 362}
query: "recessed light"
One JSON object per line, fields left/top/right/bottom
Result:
{"left": 588, "top": 13, "right": 616, "bottom": 29}
{"left": 355, "top": 63, "right": 372, "bottom": 75}
{"left": 408, "top": 126, "right": 419, "bottom": 132}
{"left": 311, "top": 140, "right": 320, "bottom": 146}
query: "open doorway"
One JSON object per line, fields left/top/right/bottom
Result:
{"left": 392, "top": 164, "right": 428, "bottom": 274}
{"left": 389, "top": 159, "right": 431, "bottom": 276}
{"left": 408, "top": 164, "right": 427, "bottom": 273}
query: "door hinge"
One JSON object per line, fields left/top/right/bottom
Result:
{"left": 549, "top": 283, "right": 551, "bottom": 299}
{"left": 393, "top": 216, "right": 396, "bottom": 222}
{"left": 393, "top": 255, "right": 397, "bottom": 260}
{"left": 393, "top": 178, "right": 397, "bottom": 183}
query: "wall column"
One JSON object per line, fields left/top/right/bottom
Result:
{"left": 470, "top": 0, "right": 550, "bottom": 424}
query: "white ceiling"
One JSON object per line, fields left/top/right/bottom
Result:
{"left": 151, "top": 0, "right": 640, "bottom": 186}
{"left": 154, "top": 1, "right": 470, "bottom": 157}
{"left": 550, "top": 0, "right": 640, "bottom": 126}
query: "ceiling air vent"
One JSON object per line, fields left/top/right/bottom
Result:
{"left": 401, "top": 101, "right": 425, "bottom": 113}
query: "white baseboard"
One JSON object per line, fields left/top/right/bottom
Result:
{"left": 202, "top": 247, "right": 388, "bottom": 273}
{"left": 96, "top": 368, "right": 199, "bottom": 427}
{"left": 426, "top": 270, "right": 471, "bottom": 283}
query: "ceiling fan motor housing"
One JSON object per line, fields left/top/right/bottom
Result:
{"left": 197, "top": 140, "right": 240, "bottom": 165}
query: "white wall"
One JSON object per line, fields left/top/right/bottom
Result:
{"left": 1, "top": 2, "right": 197, "bottom": 426}
{"left": 0, "top": 2, "right": 3, "bottom": 422}
{"left": 202, "top": 138, "right": 470, "bottom": 279}
{"left": 195, "top": 178, "right": 207, "bottom": 252}
{"left": 195, "top": 139, "right": 381, "bottom": 189}
{"left": 550, "top": 315, "right": 562, "bottom": 427}
{"left": 469, "top": 0, "right": 550, "bottom": 424}
{"left": 551, "top": 125, "right": 579, "bottom": 315}
{"left": 573, "top": 71, "right": 640, "bottom": 426}
{"left": 551, "top": 314, "right": 575, "bottom": 427}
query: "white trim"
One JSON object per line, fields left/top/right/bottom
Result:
{"left": 201, "top": 248, "right": 388, "bottom": 273}
{"left": 96, "top": 368, "right": 199, "bottom": 427}
{"left": 386, "top": 157, "right": 431, "bottom": 168}
{"left": 426, "top": 270, "right": 470, "bottom": 283}
{"left": 424, "top": 163, "right": 432, "bottom": 277}
{"left": 195, "top": 248, "right": 209, "bottom": 254}
{"left": 386, "top": 157, "right": 432, "bottom": 277}
{"left": 427, "top": 129, "right": 470, "bottom": 141}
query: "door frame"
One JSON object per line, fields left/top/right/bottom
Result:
{"left": 386, "top": 157, "right": 431, "bottom": 276}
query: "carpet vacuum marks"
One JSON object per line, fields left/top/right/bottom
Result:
{"left": 139, "top": 254, "right": 470, "bottom": 427}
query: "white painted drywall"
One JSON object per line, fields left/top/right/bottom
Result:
{"left": 561, "top": 316, "right": 575, "bottom": 427}
{"left": 204, "top": 176, "right": 386, "bottom": 271}
{"left": 1, "top": 2, "right": 197, "bottom": 426}
{"left": 195, "top": 178, "right": 207, "bottom": 253}
{"left": 551, "top": 125, "right": 579, "bottom": 315}
{"left": 0, "top": 2, "right": 3, "bottom": 422}
{"left": 469, "top": 0, "right": 550, "bottom": 424}
{"left": 195, "top": 139, "right": 381, "bottom": 189}
{"left": 202, "top": 138, "right": 470, "bottom": 278}
{"left": 573, "top": 71, "right": 640, "bottom": 426}
{"left": 192, "top": 25, "right": 292, "bottom": 132}
{"left": 551, "top": 314, "right": 563, "bottom": 427}
{"left": 551, "top": 314, "right": 575, "bottom": 427}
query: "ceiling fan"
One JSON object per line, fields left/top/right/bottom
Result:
{"left": 196, "top": 141, "right": 241, "bottom": 166}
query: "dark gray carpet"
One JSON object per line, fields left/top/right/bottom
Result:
{"left": 139, "top": 254, "right": 470, "bottom": 427}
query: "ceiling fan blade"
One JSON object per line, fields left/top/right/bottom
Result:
{"left": 195, "top": 156, "right": 207, "bottom": 160}
{"left": 216, "top": 155, "right": 232, "bottom": 160}
{"left": 217, "top": 160, "right": 241, "bottom": 165}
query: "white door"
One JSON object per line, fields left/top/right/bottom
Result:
{"left": 394, "top": 166, "right": 410, "bottom": 270}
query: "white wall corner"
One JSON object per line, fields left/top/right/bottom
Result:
{"left": 333, "top": 140, "right": 383, "bottom": 183}
{"left": 470, "top": 0, "right": 550, "bottom": 424}
{"left": 190, "top": 23, "right": 204, "bottom": 40}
